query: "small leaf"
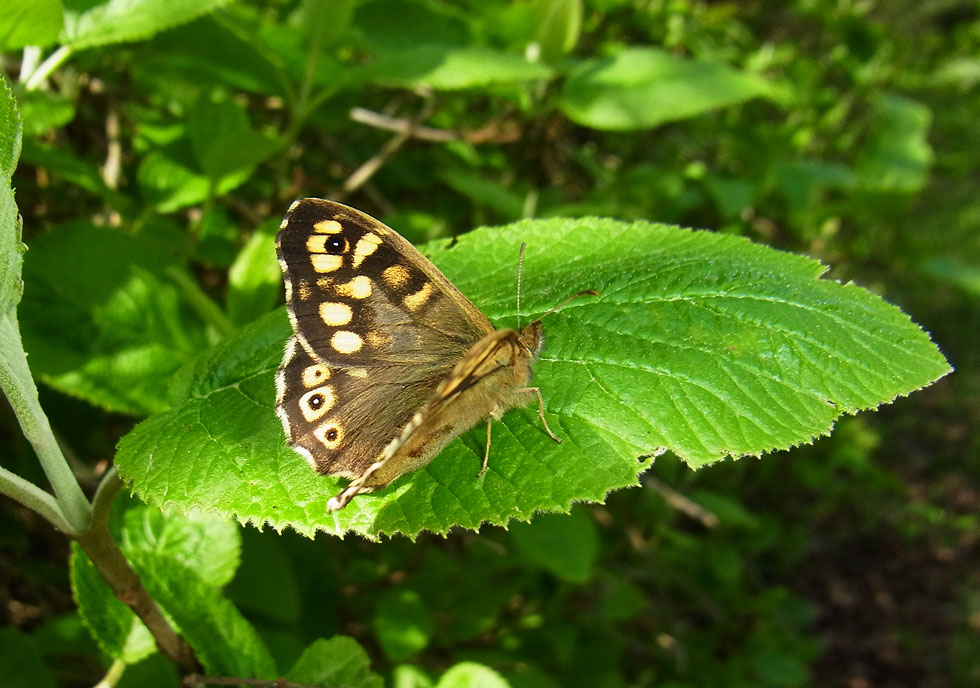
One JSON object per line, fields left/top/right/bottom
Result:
{"left": 560, "top": 47, "right": 773, "bottom": 131}
{"left": 531, "top": 0, "right": 582, "bottom": 62}
{"left": 435, "top": 663, "right": 511, "bottom": 688}
{"left": 61, "top": 0, "right": 235, "bottom": 50}
{"left": 15, "top": 88, "right": 76, "bottom": 137}
{"left": 363, "top": 46, "right": 553, "bottom": 90}
{"left": 373, "top": 589, "right": 432, "bottom": 661}
{"left": 510, "top": 506, "right": 598, "bottom": 583}
{"left": 227, "top": 221, "right": 282, "bottom": 326}
{"left": 115, "top": 217, "right": 950, "bottom": 539}
{"left": 71, "top": 500, "right": 256, "bottom": 674}
{"left": 287, "top": 636, "right": 385, "bottom": 688}
{"left": 188, "top": 93, "right": 280, "bottom": 182}
{"left": 856, "top": 94, "right": 933, "bottom": 193}
{"left": 19, "top": 222, "right": 209, "bottom": 414}
{"left": 0, "top": 0, "right": 64, "bottom": 51}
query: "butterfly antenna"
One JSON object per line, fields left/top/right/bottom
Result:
{"left": 516, "top": 242, "right": 527, "bottom": 329}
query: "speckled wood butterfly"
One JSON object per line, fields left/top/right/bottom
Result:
{"left": 274, "top": 199, "right": 593, "bottom": 511}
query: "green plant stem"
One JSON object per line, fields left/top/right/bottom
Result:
{"left": 0, "top": 463, "right": 72, "bottom": 532}
{"left": 76, "top": 495, "right": 200, "bottom": 674}
{"left": 0, "top": 314, "right": 91, "bottom": 532}
{"left": 24, "top": 45, "right": 73, "bottom": 91}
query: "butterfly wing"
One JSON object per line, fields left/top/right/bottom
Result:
{"left": 274, "top": 198, "right": 495, "bottom": 479}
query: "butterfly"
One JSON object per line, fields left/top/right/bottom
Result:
{"left": 274, "top": 199, "right": 593, "bottom": 511}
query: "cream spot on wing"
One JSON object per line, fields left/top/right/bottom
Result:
{"left": 299, "top": 386, "right": 335, "bottom": 422}
{"left": 316, "top": 277, "right": 333, "bottom": 289}
{"left": 347, "top": 368, "right": 368, "bottom": 378}
{"left": 314, "top": 219, "right": 343, "bottom": 234}
{"left": 279, "top": 217, "right": 290, "bottom": 230}
{"left": 298, "top": 280, "right": 312, "bottom": 301}
{"left": 301, "top": 364, "right": 330, "bottom": 388}
{"left": 336, "top": 275, "right": 372, "bottom": 299}
{"left": 351, "top": 232, "right": 382, "bottom": 268}
{"left": 403, "top": 282, "right": 433, "bottom": 311}
{"left": 382, "top": 264, "right": 410, "bottom": 289}
{"left": 314, "top": 421, "right": 343, "bottom": 449}
{"left": 319, "top": 301, "right": 353, "bottom": 326}
{"left": 311, "top": 254, "right": 343, "bottom": 273}
{"left": 307, "top": 234, "right": 329, "bottom": 253}
{"left": 331, "top": 330, "right": 363, "bottom": 354}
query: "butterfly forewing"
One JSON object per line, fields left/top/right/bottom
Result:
{"left": 275, "top": 199, "right": 496, "bottom": 480}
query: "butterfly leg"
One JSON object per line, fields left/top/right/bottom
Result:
{"left": 477, "top": 418, "right": 493, "bottom": 477}
{"left": 521, "top": 387, "right": 562, "bottom": 444}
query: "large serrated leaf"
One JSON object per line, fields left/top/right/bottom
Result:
{"left": 115, "top": 217, "right": 950, "bottom": 540}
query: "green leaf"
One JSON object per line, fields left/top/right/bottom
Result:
{"left": 19, "top": 222, "right": 209, "bottom": 414}
{"left": 19, "top": 140, "right": 131, "bottom": 212}
{"left": 227, "top": 220, "right": 282, "bottom": 326}
{"left": 138, "top": 147, "right": 251, "bottom": 212}
{"left": 560, "top": 47, "right": 773, "bottom": 131}
{"left": 15, "top": 88, "right": 76, "bottom": 137}
{"left": 0, "top": 628, "right": 57, "bottom": 688}
{"left": 286, "top": 636, "right": 384, "bottom": 688}
{"left": 61, "top": 0, "right": 235, "bottom": 50}
{"left": 0, "top": 73, "right": 24, "bottom": 318}
{"left": 115, "top": 217, "right": 950, "bottom": 539}
{"left": 188, "top": 93, "right": 280, "bottom": 182}
{"left": 0, "top": 0, "right": 64, "bottom": 51}
{"left": 373, "top": 589, "right": 432, "bottom": 661}
{"left": 510, "top": 505, "right": 598, "bottom": 583}
{"left": 363, "top": 46, "right": 554, "bottom": 90}
{"left": 856, "top": 94, "right": 933, "bottom": 193}
{"left": 531, "top": 0, "right": 582, "bottom": 62}
{"left": 71, "top": 500, "right": 257, "bottom": 674}
{"left": 436, "top": 663, "right": 511, "bottom": 688}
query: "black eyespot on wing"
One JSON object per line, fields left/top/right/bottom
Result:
{"left": 326, "top": 428, "right": 339, "bottom": 442}
{"left": 325, "top": 236, "right": 346, "bottom": 254}
{"left": 309, "top": 393, "right": 325, "bottom": 409}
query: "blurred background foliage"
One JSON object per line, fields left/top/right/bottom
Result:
{"left": 1, "top": 0, "right": 977, "bottom": 686}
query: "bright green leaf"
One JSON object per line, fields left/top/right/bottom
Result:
{"left": 61, "top": 0, "right": 235, "bottom": 50}
{"left": 72, "top": 501, "right": 250, "bottom": 672}
{"left": 15, "top": 88, "right": 75, "bottom": 137}
{"left": 0, "top": 0, "right": 64, "bottom": 51}
{"left": 560, "top": 47, "right": 773, "bottom": 131}
{"left": 287, "top": 636, "right": 385, "bottom": 688}
{"left": 115, "top": 217, "right": 950, "bottom": 539}
{"left": 531, "top": 0, "right": 582, "bottom": 62}
{"left": 510, "top": 505, "right": 598, "bottom": 583}
{"left": 436, "top": 663, "right": 511, "bottom": 688}
{"left": 856, "top": 94, "right": 933, "bottom": 193}
{"left": 373, "top": 589, "right": 432, "bottom": 661}
{"left": 19, "top": 222, "right": 209, "bottom": 414}
{"left": 364, "top": 46, "right": 553, "bottom": 90}
{"left": 138, "top": 148, "right": 249, "bottom": 212}
{"left": 189, "top": 93, "right": 280, "bottom": 182}
{"left": 228, "top": 220, "right": 283, "bottom": 326}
